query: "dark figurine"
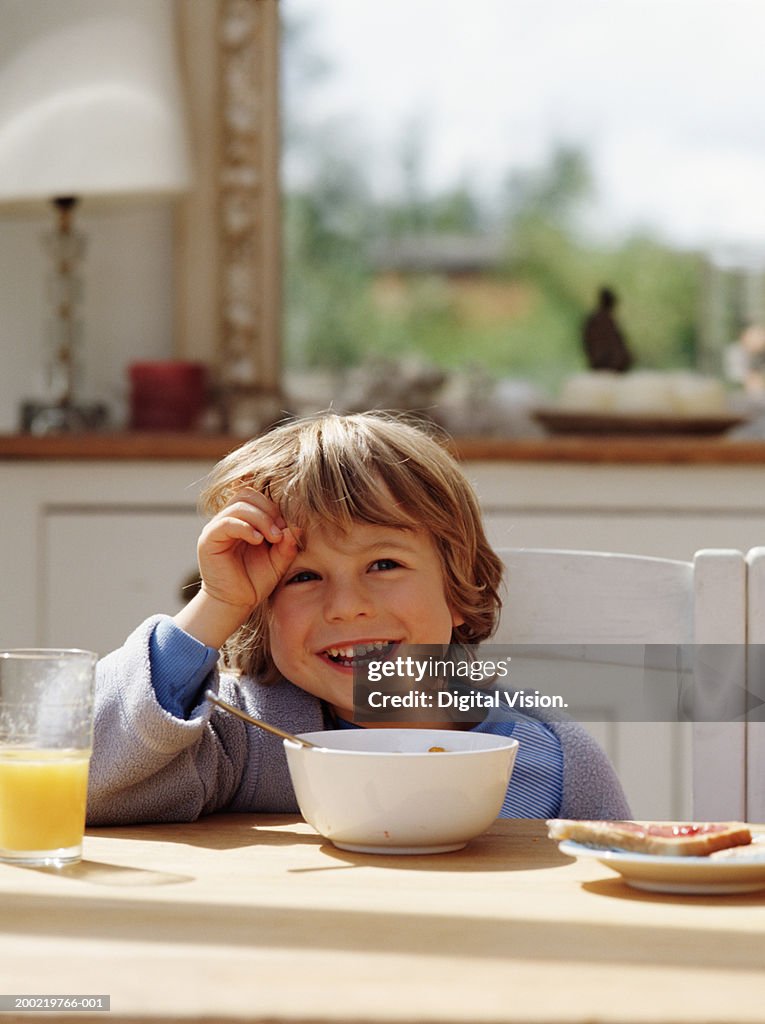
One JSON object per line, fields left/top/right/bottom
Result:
{"left": 582, "top": 287, "right": 633, "bottom": 372}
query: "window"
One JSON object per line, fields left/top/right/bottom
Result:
{"left": 281, "top": 0, "right": 765, "bottom": 415}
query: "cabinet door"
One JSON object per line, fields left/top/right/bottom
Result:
{"left": 43, "top": 510, "right": 203, "bottom": 656}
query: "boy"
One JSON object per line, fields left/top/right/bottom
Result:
{"left": 88, "top": 412, "right": 629, "bottom": 824}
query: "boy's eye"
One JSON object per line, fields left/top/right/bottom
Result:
{"left": 285, "top": 570, "right": 320, "bottom": 585}
{"left": 370, "top": 558, "right": 401, "bottom": 572}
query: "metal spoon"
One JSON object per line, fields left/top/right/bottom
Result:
{"left": 205, "top": 690, "right": 323, "bottom": 749}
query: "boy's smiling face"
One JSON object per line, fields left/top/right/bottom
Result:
{"left": 268, "top": 518, "right": 463, "bottom": 723}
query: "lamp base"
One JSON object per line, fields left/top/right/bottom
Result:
{"left": 20, "top": 400, "right": 109, "bottom": 435}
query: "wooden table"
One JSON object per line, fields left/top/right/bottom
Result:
{"left": 1, "top": 816, "right": 764, "bottom": 1023}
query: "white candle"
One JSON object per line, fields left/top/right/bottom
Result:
{"left": 669, "top": 373, "right": 727, "bottom": 414}
{"left": 612, "top": 372, "right": 674, "bottom": 414}
{"left": 559, "top": 372, "right": 618, "bottom": 411}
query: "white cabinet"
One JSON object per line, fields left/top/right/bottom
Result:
{"left": 44, "top": 509, "right": 203, "bottom": 655}
{"left": 0, "top": 461, "right": 208, "bottom": 654}
{"left": 467, "top": 461, "right": 765, "bottom": 559}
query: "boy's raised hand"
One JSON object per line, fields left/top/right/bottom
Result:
{"left": 198, "top": 488, "right": 299, "bottom": 606}
{"left": 174, "top": 488, "right": 299, "bottom": 650}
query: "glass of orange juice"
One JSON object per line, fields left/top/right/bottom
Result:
{"left": 0, "top": 648, "right": 97, "bottom": 866}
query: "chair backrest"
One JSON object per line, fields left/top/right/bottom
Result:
{"left": 494, "top": 548, "right": 746, "bottom": 820}
{"left": 745, "top": 547, "right": 765, "bottom": 821}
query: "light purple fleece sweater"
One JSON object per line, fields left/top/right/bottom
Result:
{"left": 87, "top": 616, "right": 631, "bottom": 825}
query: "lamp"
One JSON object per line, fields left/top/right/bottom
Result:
{"left": 0, "top": 0, "right": 191, "bottom": 432}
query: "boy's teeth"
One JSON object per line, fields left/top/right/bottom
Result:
{"left": 325, "top": 641, "right": 393, "bottom": 659}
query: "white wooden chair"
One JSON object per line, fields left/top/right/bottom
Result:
{"left": 744, "top": 547, "right": 765, "bottom": 821}
{"left": 493, "top": 548, "right": 746, "bottom": 820}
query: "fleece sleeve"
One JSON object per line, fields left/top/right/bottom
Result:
{"left": 550, "top": 720, "right": 632, "bottom": 820}
{"left": 87, "top": 616, "right": 249, "bottom": 825}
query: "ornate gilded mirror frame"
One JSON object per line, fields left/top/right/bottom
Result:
{"left": 176, "top": 0, "right": 281, "bottom": 433}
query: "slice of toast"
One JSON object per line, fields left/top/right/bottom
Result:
{"left": 547, "top": 818, "right": 752, "bottom": 857}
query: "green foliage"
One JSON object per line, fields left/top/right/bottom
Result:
{"left": 283, "top": 137, "right": 701, "bottom": 392}
{"left": 504, "top": 144, "right": 593, "bottom": 229}
{"left": 604, "top": 237, "right": 702, "bottom": 368}
{"left": 504, "top": 222, "right": 702, "bottom": 375}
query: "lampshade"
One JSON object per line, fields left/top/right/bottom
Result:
{"left": 0, "top": 0, "right": 191, "bottom": 204}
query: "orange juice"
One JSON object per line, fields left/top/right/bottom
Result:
{"left": 0, "top": 748, "right": 90, "bottom": 854}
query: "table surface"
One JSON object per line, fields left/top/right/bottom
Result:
{"left": 1, "top": 816, "right": 764, "bottom": 1024}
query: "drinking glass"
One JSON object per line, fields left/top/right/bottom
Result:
{"left": 0, "top": 648, "right": 97, "bottom": 866}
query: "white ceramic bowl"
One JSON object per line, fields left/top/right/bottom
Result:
{"left": 283, "top": 728, "right": 518, "bottom": 855}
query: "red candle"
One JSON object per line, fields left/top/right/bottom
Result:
{"left": 128, "top": 361, "right": 208, "bottom": 431}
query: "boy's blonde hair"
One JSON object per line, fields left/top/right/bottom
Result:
{"left": 199, "top": 411, "right": 504, "bottom": 683}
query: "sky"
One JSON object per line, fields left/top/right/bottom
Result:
{"left": 282, "top": 0, "right": 765, "bottom": 260}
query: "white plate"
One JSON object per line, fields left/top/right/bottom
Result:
{"left": 558, "top": 834, "right": 765, "bottom": 894}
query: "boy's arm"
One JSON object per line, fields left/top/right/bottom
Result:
{"left": 87, "top": 490, "right": 301, "bottom": 824}
{"left": 551, "top": 720, "right": 632, "bottom": 820}
{"left": 87, "top": 614, "right": 326, "bottom": 825}
{"left": 87, "top": 616, "right": 247, "bottom": 825}
{"left": 173, "top": 589, "right": 252, "bottom": 653}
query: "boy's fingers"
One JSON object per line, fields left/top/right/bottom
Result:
{"left": 227, "top": 487, "right": 281, "bottom": 520}
{"left": 269, "top": 527, "right": 300, "bottom": 576}
{"left": 215, "top": 500, "right": 283, "bottom": 541}
{"left": 203, "top": 516, "right": 266, "bottom": 547}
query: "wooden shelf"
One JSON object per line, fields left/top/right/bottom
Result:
{"left": 451, "top": 435, "right": 765, "bottom": 464}
{"left": 0, "top": 433, "right": 243, "bottom": 461}
{"left": 0, "top": 431, "right": 763, "bottom": 464}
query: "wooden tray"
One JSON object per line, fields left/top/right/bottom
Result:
{"left": 533, "top": 408, "right": 745, "bottom": 437}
